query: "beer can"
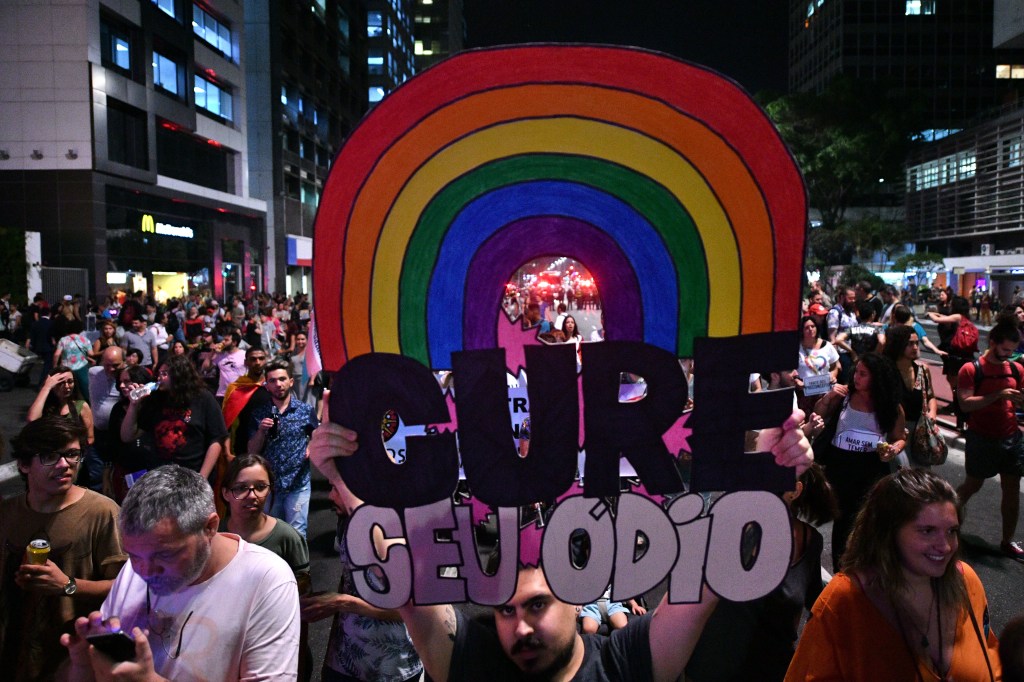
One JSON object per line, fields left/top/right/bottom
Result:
{"left": 26, "top": 539, "right": 50, "bottom": 565}
{"left": 296, "top": 572, "right": 312, "bottom": 596}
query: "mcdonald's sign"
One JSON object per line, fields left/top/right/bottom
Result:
{"left": 139, "top": 213, "right": 194, "bottom": 239}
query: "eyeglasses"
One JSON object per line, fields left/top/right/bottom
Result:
{"left": 36, "top": 449, "right": 82, "bottom": 466}
{"left": 147, "top": 588, "right": 192, "bottom": 660}
{"left": 228, "top": 483, "right": 271, "bottom": 499}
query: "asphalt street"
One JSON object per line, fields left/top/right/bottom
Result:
{"left": 1, "top": 311, "right": 1022, "bottom": 672}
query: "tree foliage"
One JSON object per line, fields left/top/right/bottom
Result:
{"left": 892, "top": 251, "right": 944, "bottom": 273}
{"left": 764, "top": 78, "right": 915, "bottom": 232}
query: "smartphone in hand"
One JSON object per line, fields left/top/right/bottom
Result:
{"left": 86, "top": 631, "right": 136, "bottom": 661}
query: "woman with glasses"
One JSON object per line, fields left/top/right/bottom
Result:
{"left": 220, "top": 454, "right": 309, "bottom": 573}
{"left": 221, "top": 454, "right": 312, "bottom": 680}
{"left": 27, "top": 365, "right": 95, "bottom": 450}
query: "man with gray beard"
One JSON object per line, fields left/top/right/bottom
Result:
{"left": 60, "top": 465, "right": 299, "bottom": 681}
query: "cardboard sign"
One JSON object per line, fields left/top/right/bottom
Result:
{"left": 313, "top": 45, "right": 807, "bottom": 606}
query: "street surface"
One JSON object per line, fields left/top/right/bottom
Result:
{"left": 1, "top": 309, "right": 1022, "bottom": 672}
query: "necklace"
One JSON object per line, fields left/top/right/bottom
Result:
{"left": 902, "top": 585, "right": 936, "bottom": 648}
{"left": 889, "top": 580, "right": 948, "bottom": 680}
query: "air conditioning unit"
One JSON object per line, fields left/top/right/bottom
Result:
{"left": 980, "top": 243, "right": 993, "bottom": 256}
{"left": 996, "top": 249, "right": 1008, "bottom": 255}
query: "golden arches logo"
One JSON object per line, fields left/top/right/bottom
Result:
{"left": 141, "top": 214, "right": 155, "bottom": 233}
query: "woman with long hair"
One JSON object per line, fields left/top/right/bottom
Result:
{"left": 27, "top": 365, "right": 94, "bottom": 443}
{"left": 813, "top": 352, "right": 906, "bottom": 569}
{"left": 796, "top": 315, "right": 840, "bottom": 415}
{"left": 27, "top": 365, "right": 98, "bottom": 488}
{"left": 561, "top": 314, "right": 582, "bottom": 368}
{"left": 883, "top": 325, "right": 938, "bottom": 469}
{"left": 928, "top": 295, "right": 975, "bottom": 428}
{"left": 90, "top": 319, "right": 119, "bottom": 361}
{"left": 119, "top": 353, "right": 227, "bottom": 478}
{"left": 107, "top": 364, "right": 157, "bottom": 502}
{"left": 786, "top": 469, "right": 1000, "bottom": 681}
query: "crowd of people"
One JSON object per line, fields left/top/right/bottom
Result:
{"left": 2, "top": 280, "right": 1024, "bottom": 680}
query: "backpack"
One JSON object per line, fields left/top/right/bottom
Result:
{"left": 971, "top": 358, "right": 1021, "bottom": 392}
{"left": 950, "top": 318, "right": 979, "bottom": 355}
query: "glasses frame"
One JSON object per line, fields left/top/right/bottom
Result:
{"left": 228, "top": 483, "right": 271, "bottom": 499}
{"left": 146, "top": 588, "right": 193, "bottom": 660}
{"left": 35, "top": 449, "right": 83, "bottom": 466}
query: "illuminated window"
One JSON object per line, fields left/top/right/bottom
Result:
{"left": 1007, "top": 137, "right": 1023, "bottom": 168}
{"left": 368, "top": 87, "right": 385, "bottom": 103}
{"left": 152, "top": 0, "right": 176, "bottom": 20}
{"left": 194, "top": 76, "right": 232, "bottom": 120}
{"left": 368, "top": 11, "right": 383, "bottom": 38}
{"left": 996, "top": 65, "right": 1024, "bottom": 79}
{"left": 192, "top": 5, "right": 232, "bottom": 59}
{"left": 101, "top": 18, "right": 132, "bottom": 72}
{"left": 153, "top": 52, "right": 181, "bottom": 95}
{"left": 905, "top": 0, "right": 934, "bottom": 15}
{"left": 958, "top": 152, "right": 976, "bottom": 178}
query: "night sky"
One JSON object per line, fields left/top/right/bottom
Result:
{"left": 461, "top": 0, "right": 791, "bottom": 96}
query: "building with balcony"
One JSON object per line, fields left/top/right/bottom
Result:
{"left": 0, "top": 0, "right": 267, "bottom": 302}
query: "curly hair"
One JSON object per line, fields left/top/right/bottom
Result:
{"left": 161, "top": 353, "right": 208, "bottom": 409}
{"left": 881, "top": 324, "right": 914, "bottom": 364}
{"left": 841, "top": 469, "right": 967, "bottom": 610}
{"left": 848, "top": 352, "right": 903, "bottom": 436}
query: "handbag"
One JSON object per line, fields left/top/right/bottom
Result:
{"left": 911, "top": 414, "right": 948, "bottom": 466}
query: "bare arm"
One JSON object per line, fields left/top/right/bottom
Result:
{"left": 927, "top": 312, "right": 961, "bottom": 325}
{"left": 198, "top": 439, "right": 222, "bottom": 479}
{"left": 398, "top": 603, "right": 457, "bottom": 682}
{"left": 27, "top": 377, "right": 58, "bottom": 422}
{"left": 301, "top": 591, "right": 405, "bottom": 622}
{"left": 959, "top": 377, "right": 1023, "bottom": 413}
{"left": 80, "top": 403, "right": 95, "bottom": 445}
{"left": 119, "top": 399, "right": 143, "bottom": 443}
{"left": 649, "top": 586, "right": 720, "bottom": 682}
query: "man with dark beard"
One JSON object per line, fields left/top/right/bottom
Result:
{"left": 60, "top": 465, "right": 299, "bottom": 680}
{"left": 309, "top": 410, "right": 814, "bottom": 682}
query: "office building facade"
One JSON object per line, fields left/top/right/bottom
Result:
{"left": 790, "top": 0, "right": 1024, "bottom": 133}
{"left": 245, "top": 0, "right": 368, "bottom": 295}
{"left": 413, "top": 0, "right": 464, "bottom": 72}
{"left": 0, "top": 0, "right": 266, "bottom": 302}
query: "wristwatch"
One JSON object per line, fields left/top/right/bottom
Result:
{"left": 63, "top": 576, "right": 77, "bottom": 596}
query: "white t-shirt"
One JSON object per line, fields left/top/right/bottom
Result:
{"left": 101, "top": 535, "right": 300, "bottom": 681}
{"left": 797, "top": 341, "right": 840, "bottom": 382}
